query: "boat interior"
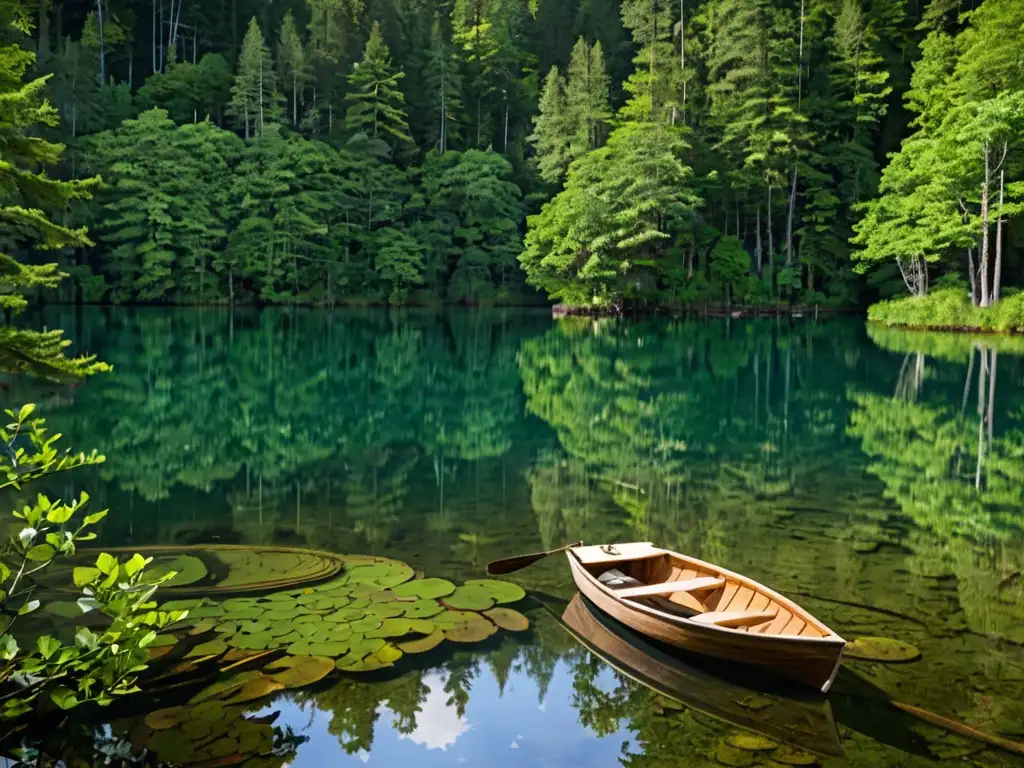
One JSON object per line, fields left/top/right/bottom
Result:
{"left": 575, "top": 544, "right": 830, "bottom": 638}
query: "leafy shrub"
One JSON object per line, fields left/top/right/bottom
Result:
{"left": 0, "top": 405, "right": 186, "bottom": 718}
{"left": 868, "top": 289, "right": 1024, "bottom": 333}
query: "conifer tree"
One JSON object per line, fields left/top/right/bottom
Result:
{"left": 0, "top": 10, "right": 103, "bottom": 376}
{"left": 343, "top": 22, "right": 413, "bottom": 147}
{"left": 278, "top": 10, "right": 309, "bottom": 127}
{"left": 230, "top": 17, "right": 278, "bottom": 139}
{"left": 423, "top": 16, "right": 464, "bottom": 154}
{"left": 529, "top": 67, "right": 572, "bottom": 184}
{"left": 565, "top": 38, "right": 611, "bottom": 154}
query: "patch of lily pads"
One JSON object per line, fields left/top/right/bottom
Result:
{"left": 152, "top": 552, "right": 528, "bottom": 693}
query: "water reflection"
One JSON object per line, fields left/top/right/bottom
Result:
{"left": 9, "top": 307, "right": 1024, "bottom": 766}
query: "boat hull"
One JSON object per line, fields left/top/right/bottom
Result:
{"left": 568, "top": 552, "right": 845, "bottom": 692}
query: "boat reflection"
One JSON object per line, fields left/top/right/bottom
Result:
{"left": 557, "top": 593, "right": 846, "bottom": 759}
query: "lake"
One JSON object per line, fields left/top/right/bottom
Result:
{"left": 10, "top": 306, "right": 1024, "bottom": 767}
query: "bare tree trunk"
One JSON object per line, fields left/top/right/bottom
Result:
{"left": 767, "top": 184, "right": 774, "bottom": 281}
{"left": 755, "top": 205, "right": 762, "bottom": 274}
{"left": 153, "top": 0, "right": 157, "bottom": 73}
{"left": 259, "top": 56, "right": 264, "bottom": 136}
{"left": 38, "top": 0, "right": 51, "bottom": 60}
{"left": 979, "top": 142, "right": 991, "bottom": 307}
{"left": 994, "top": 164, "right": 1005, "bottom": 303}
{"left": 96, "top": 0, "right": 106, "bottom": 84}
{"left": 967, "top": 246, "right": 978, "bottom": 306}
{"left": 680, "top": 0, "right": 686, "bottom": 124}
{"left": 786, "top": 167, "right": 797, "bottom": 266}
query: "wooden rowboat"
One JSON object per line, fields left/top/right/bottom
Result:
{"left": 566, "top": 542, "right": 846, "bottom": 692}
{"left": 557, "top": 593, "right": 845, "bottom": 758}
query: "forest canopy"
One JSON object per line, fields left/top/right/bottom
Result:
{"left": 1, "top": 0, "right": 1022, "bottom": 310}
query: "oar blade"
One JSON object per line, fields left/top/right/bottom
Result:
{"left": 486, "top": 551, "right": 551, "bottom": 575}
{"left": 486, "top": 542, "right": 582, "bottom": 575}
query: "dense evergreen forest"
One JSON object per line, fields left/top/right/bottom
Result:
{"left": 2, "top": 0, "right": 1023, "bottom": 309}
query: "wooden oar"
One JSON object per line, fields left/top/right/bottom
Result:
{"left": 486, "top": 541, "right": 583, "bottom": 575}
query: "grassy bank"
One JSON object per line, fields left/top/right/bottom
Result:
{"left": 868, "top": 288, "right": 1024, "bottom": 334}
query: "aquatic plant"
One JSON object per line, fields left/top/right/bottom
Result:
{"left": 0, "top": 404, "right": 185, "bottom": 718}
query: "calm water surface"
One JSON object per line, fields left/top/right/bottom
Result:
{"left": 12, "top": 307, "right": 1024, "bottom": 767}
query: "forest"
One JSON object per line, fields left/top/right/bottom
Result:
{"left": 0, "top": 0, "right": 1022, "bottom": 311}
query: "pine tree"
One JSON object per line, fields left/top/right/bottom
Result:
{"left": 230, "top": 17, "right": 278, "bottom": 139}
{"left": 278, "top": 10, "right": 309, "bottom": 127}
{"left": 565, "top": 38, "right": 611, "bottom": 154}
{"left": 528, "top": 66, "right": 572, "bottom": 184}
{"left": 343, "top": 22, "right": 413, "bottom": 147}
{"left": 619, "top": 0, "right": 677, "bottom": 121}
{"left": 423, "top": 15, "right": 465, "bottom": 154}
{"left": 0, "top": 11, "right": 103, "bottom": 376}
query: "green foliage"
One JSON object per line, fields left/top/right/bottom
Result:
{"left": 230, "top": 17, "right": 280, "bottom": 139}
{"left": 521, "top": 121, "right": 700, "bottom": 307}
{"left": 0, "top": 16, "right": 104, "bottom": 375}
{"left": 136, "top": 54, "right": 234, "bottom": 125}
{"left": 0, "top": 405, "right": 186, "bottom": 718}
{"left": 344, "top": 22, "right": 412, "bottom": 147}
{"left": 710, "top": 236, "right": 751, "bottom": 304}
{"left": 868, "top": 288, "right": 1024, "bottom": 332}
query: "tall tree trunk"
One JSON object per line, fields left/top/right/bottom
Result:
{"left": 153, "top": 0, "right": 157, "bottom": 73}
{"left": 755, "top": 205, "right": 762, "bottom": 274}
{"left": 259, "top": 57, "right": 265, "bottom": 136}
{"left": 786, "top": 167, "right": 797, "bottom": 266}
{"left": 993, "top": 164, "right": 1005, "bottom": 303}
{"left": 680, "top": 0, "right": 686, "bottom": 124}
{"left": 96, "top": 0, "right": 105, "bottom": 84}
{"left": 796, "top": 0, "right": 804, "bottom": 113}
{"left": 766, "top": 184, "right": 774, "bottom": 279}
{"left": 967, "top": 246, "right": 978, "bottom": 306}
{"left": 979, "top": 141, "right": 991, "bottom": 307}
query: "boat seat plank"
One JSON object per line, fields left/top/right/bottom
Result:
{"left": 617, "top": 577, "right": 725, "bottom": 600}
{"left": 692, "top": 609, "right": 778, "bottom": 628}
{"left": 573, "top": 542, "right": 662, "bottom": 565}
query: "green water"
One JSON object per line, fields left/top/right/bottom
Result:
{"left": 10, "top": 306, "right": 1024, "bottom": 767}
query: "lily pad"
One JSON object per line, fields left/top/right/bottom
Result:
{"left": 156, "top": 555, "right": 209, "bottom": 587}
{"left": 187, "top": 638, "right": 229, "bottom": 658}
{"left": 307, "top": 641, "right": 353, "bottom": 657}
{"left": 375, "top": 644, "right": 403, "bottom": 666}
{"left": 351, "top": 617, "right": 383, "bottom": 634}
{"left": 484, "top": 608, "right": 529, "bottom": 632}
{"left": 190, "top": 671, "right": 261, "bottom": 704}
{"left": 771, "top": 745, "right": 820, "bottom": 765}
{"left": 43, "top": 601, "right": 83, "bottom": 619}
{"left": 462, "top": 579, "right": 526, "bottom": 605}
{"left": 222, "top": 677, "right": 285, "bottom": 704}
{"left": 145, "top": 706, "right": 185, "bottom": 730}
{"left": 364, "top": 603, "right": 405, "bottom": 619}
{"left": 442, "top": 613, "right": 498, "bottom": 643}
{"left": 442, "top": 588, "right": 495, "bottom": 611}
{"left": 401, "top": 599, "right": 444, "bottom": 619}
{"left": 398, "top": 629, "right": 445, "bottom": 653}
{"left": 844, "top": 637, "right": 921, "bottom": 663}
{"left": 726, "top": 732, "right": 779, "bottom": 751}
{"left": 226, "top": 631, "right": 274, "bottom": 651}
{"left": 391, "top": 578, "right": 456, "bottom": 600}
{"left": 336, "top": 654, "right": 389, "bottom": 672}
{"left": 325, "top": 608, "right": 366, "bottom": 623}
{"left": 345, "top": 561, "right": 415, "bottom": 588}
{"left": 189, "top": 618, "right": 218, "bottom": 635}
{"left": 264, "top": 655, "right": 335, "bottom": 687}
{"left": 366, "top": 618, "right": 435, "bottom": 638}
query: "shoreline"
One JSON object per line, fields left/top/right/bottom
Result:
{"left": 552, "top": 303, "right": 858, "bottom": 319}
{"left": 867, "top": 319, "right": 1024, "bottom": 336}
